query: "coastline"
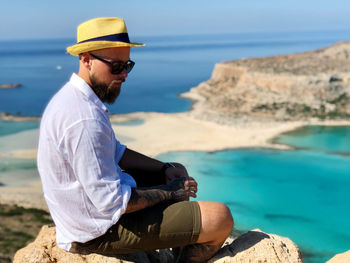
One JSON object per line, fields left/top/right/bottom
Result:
{"left": 110, "top": 112, "right": 350, "bottom": 157}
{"left": 0, "top": 113, "right": 41, "bottom": 122}
{"left": 1, "top": 110, "right": 350, "bottom": 211}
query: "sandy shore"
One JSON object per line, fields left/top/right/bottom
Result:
{"left": 112, "top": 112, "right": 305, "bottom": 156}
{"left": 1, "top": 111, "right": 350, "bottom": 211}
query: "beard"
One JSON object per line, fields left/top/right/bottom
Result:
{"left": 89, "top": 74, "right": 124, "bottom": 104}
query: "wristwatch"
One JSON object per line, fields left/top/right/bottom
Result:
{"left": 161, "top": 162, "right": 176, "bottom": 175}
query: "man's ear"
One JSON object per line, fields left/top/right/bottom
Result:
{"left": 79, "top": 53, "right": 92, "bottom": 71}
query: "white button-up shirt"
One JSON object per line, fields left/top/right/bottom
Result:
{"left": 37, "top": 73, "right": 136, "bottom": 251}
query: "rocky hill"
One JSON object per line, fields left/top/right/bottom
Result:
{"left": 182, "top": 42, "right": 350, "bottom": 123}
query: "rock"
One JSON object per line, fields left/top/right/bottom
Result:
{"left": 0, "top": 255, "right": 12, "bottom": 263}
{"left": 329, "top": 75, "right": 343, "bottom": 83}
{"left": 12, "top": 225, "right": 172, "bottom": 263}
{"left": 327, "top": 250, "right": 350, "bottom": 263}
{"left": 208, "top": 229, "right": 303, "bottom": 263}
{"left": 0, "top": 84, "right": 22, "bottom": 89}
{"left": 13, "top": 226, "right": 303, "bottom": 263}
{"left": 182, "top": 42, "right": 350, "bottom": 123}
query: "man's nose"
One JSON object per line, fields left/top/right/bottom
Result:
{"left": 119, "top": 69, "right": 128, "bottom": 79}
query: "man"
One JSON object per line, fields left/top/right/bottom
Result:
{"left": 37, "top": 17, "right": 233, "bottom": 263}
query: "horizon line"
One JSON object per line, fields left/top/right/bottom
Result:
{"left": 1, "top": 28, "right": 350, "bottom": 42}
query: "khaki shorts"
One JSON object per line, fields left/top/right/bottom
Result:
{"left": 70, "top": 200, "right": 201, "bottom": 254}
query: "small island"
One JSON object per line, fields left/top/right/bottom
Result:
{"left": 0, "top": 83, "right": 22, "bottom": 89}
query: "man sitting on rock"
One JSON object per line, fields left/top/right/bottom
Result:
{"left": 37, "top": 17, "right": 233, "bottom": 263}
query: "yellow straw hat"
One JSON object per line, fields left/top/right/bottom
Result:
{"left": 66, "top": 17, "right": 144, "bottom": 56}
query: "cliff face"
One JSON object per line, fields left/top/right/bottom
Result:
{"left": 13, "top": 225, "right": 303, "bottom": 263}
{"left": 182, "top": 42, "right": 350, "bottom": 123}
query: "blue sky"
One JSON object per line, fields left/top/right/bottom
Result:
{"left": 1, "top": 0, "right": 350, "bottom": 40}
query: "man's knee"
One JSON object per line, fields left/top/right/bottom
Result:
{"left": 196, "top": 201, "right": 233, "bottom": 243}
{"left": 213, "top": 202, "right": 234, "bottom": 234}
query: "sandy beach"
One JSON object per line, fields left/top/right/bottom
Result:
{"left": 1, "top": 111, "right": 350, "bottom": 211}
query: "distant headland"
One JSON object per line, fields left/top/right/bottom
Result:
{"left": 182, "top": 41, "right": 350, "bottom": 124}
{"left": 0, "top": 112, "right": 40, "bottom": 122}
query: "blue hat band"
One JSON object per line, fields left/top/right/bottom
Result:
{"left": 78, "top": 33, "right": 130, "bottom": 44}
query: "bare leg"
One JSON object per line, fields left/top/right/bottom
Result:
{"left": 176, "top": 201, "right": 233, "bottom": 263}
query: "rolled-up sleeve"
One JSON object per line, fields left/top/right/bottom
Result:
{"left": 60, "top": 119, "right": 131, "bottom": 217}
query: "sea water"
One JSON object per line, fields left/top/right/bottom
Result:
{"left": 0, "top": 121, "right": 40, "bottom": 186}
{"left": 273, "top": 125, "right": 350, "bottom": 155}
{"left": 0, "top": 121, "right": 39, "bottom": 137}
{"left": 1, "top": 30, "right": 350, "bottom": 115}
{"left": 157, "top": 126, "right": 350, "bottom": 263}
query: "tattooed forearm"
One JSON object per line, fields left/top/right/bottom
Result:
{"left": 125, "top": 177, "right": 192, "bottom": 213}
{"left": 176, "top": 244, "right": 218, "bottom": 263}
{"left": 125, "top": 188, "right": 169, "bottom": 213}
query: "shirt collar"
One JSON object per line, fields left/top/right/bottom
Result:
{"left": 69, "top": 73, "right": 109, "bottom": 113}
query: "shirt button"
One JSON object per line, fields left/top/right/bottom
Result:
{"left": 109, "top": 230, "right": 113, "bottom": 233}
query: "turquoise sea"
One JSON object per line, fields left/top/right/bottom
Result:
{"left": 1, "top": 31, "right": 350, "bottom": 262}
{"left": 158, "top": 126, "right": 350, "bottom": 263}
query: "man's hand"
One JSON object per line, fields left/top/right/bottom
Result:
{"left": 167, "top": 177, "right": 198, "bottom": 201}
{"left": 165, "top": 162, "right": 190, "bottom": 184}
{"left": 126, "top": 176, "right": 198, "bottom": 213}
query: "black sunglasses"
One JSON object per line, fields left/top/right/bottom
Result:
{"left": 90, "top": 53, "right": 135, "bottom": 75}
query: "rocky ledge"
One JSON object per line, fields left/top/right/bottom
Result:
{"left": 13, "top": 225, "right": 303, "bottom": 263}
{"left": 327, "top": 250, "right": 350, "bottom": 263}
{"left": 182, "top": 42, "right": 350, "bottom": 123}
{"left": 0, "top": 84, "right": 21, "bottom": 89}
